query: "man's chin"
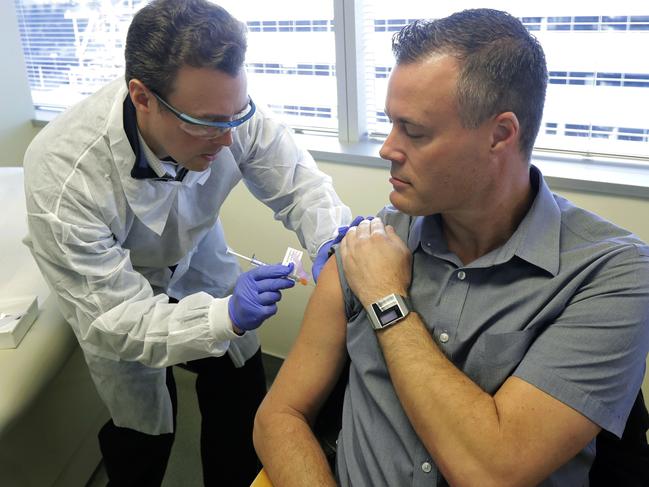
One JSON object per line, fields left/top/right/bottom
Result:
{"left": 389, "top": 192, "right": 409, "bottom": 213}
{"left": 184, "top": 157, "right": 213, "bottom": 172}
{"left": 389, "top": 192, "right": 427, "bottom": 217}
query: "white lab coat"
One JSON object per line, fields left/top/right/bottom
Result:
{"left": 23, "top": 78, "right": 351, "bottom": 434}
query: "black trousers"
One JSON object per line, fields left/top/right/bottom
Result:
{"left": 98, "top": 348, "right": 267, "bottom": 487}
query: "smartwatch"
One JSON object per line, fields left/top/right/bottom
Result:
{"left": 366, "top": 294, "right": 412, "bottom": 330}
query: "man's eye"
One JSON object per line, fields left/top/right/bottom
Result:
{"left": 404, "top": 128, "right": 424, "bottom": 139}
{"left": 401, "top": 123, "right": 423, "bottom": 138}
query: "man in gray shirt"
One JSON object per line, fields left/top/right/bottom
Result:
{"left": 253, "top": 9, "right": 649, "bottom": 487}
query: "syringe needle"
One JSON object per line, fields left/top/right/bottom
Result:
{"left": 226, "top": 247, "right": 267, "bottom": 267}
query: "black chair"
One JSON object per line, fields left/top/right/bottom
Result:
{"left": 589, "top": 390, "right": 649, "bottom": 486}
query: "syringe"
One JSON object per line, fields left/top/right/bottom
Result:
{"left": 227, "top": 248, "right": 309, "bottom": 285}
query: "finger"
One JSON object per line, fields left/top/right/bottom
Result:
{"left": 350, "top": 215, "right": 365, "bottom": 227}
{"left": 333, "top": 227, "right": 348, "bottom": 244}
{"left": 257, "top": 290, "right": 282, "bottom": 305}
{"left": 369, "top": 217, "right": 386, "bottom": 235}
{"left": 339, "top": 228, "right": 349, "bottom": 256}
{"left": 251, "top": 263, "right": 294, "bottom": 280}
{"left": 336, "top": 216, "right": 367, "bottom": 243}
{"left": 356, "top": 218, "right": 372, "bottom": 238}
{"left": 385, "top": 224, "right": 406, "bottom": 245}
{"left": 257, "top": 277, "right": 296, "bottom": 292}
{"left": 344, "top": 225, "right": 358, "bottom": 245}
{"left": 259, "top": 303, "right": 278, "bottom": 320}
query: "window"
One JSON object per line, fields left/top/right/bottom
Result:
{"left": 14, "top": 0, "right": 649, "bottom": 164}
{"left": 15, "top": 0, "right": 145, "bottom": 111}
{"left": 217, "top": 0, "right": 337, "bottom": 133}
{"left": 14, "top": 0, "right": 338, "bottom": 133}
{"left": 360, "top": 0, "right": 649, "bottom": 160}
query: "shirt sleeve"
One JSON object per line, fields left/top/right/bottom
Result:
{"left": 26, "top": 203, "right": 239, "bottom": 368}
{"left": 334, "top": 206, "right": 410, "bottom": 320}
{"left": 513, "top": 244, "right": 649, "bottom": 437}
{"left": 232, "top": 102, "right": 352, "bottom": 260}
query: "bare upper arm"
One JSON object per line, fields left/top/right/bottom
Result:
{"left": 258, "top": 257, "right": 348, "bottom": 424}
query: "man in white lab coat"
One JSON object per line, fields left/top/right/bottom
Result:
{"left": 22, "top": 1, "right": 352, "bottom": 486}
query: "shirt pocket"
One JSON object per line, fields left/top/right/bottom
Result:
{"left": 472, "top": 328, "right": 538, "bottom": 393}
{"left": 480, "top": 328, "right": 537, "bottom": 367}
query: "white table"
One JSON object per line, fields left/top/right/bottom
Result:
{"left": 0, "top": 167, "right": 108, "bottom": 487}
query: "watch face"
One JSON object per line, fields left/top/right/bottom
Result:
{"left": 369, "top": 294, "right": 410, "bottom": 329}
{"left": 380, "top": 308, "right": 401, "bottom": 325}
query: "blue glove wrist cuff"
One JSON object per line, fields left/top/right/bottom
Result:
{"left": 227, "top": 297, "right": 242, "bottom": 331}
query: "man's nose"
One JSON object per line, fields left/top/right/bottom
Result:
{"left": 209, "top": 129, "right": 233, "bottom": 146}
{"left": 379, "top": 127, "right": 403, "bottom": 163}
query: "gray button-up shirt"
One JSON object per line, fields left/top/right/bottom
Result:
{"left": 335, "top": 167, "right": 649, "bottom": 487}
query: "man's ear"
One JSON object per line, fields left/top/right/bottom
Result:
{"left": 490, "top": 111, "right": 520, "bottom": 153}
{"left": 128, "top": 79, "right": 152, "bottom": 113}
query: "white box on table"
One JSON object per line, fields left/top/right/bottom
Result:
{"left": 0, "top": 296, "right": 38, "bottom": 349}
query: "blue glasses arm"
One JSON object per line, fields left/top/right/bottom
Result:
{"left": 179, "top": 98, "right": 256, "bottom": 128}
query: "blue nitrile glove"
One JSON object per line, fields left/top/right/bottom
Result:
{"left": 312, "top": 216, "right": 371, "bottom": 282}
{"left": 228, "top": 263, "right": 295, "bottom": 332}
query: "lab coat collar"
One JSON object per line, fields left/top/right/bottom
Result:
{"left": 106, "top": 81, "right": 212, "bottom": 236}
{"left": 123, "top": 96, "right": 188, "bottom": 182}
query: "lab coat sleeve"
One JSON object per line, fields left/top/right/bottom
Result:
{"left": 233, "top": 104, "right": 352, "bottom": 260}
{"left": 25, "top": 205, "right": 239, "bottom": 368}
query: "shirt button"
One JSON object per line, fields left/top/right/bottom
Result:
{"left": 457, "top": 270, "right": 466, "bottom": 280}
{"left": 421, "top": 462, "right": 432, "bottom": 473}
{"left": 439, "top": 332, "right": 449, "bottom": 343}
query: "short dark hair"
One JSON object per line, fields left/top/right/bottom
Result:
{"left": 125, "top": 0, "right": 247, "bottom": 98}
{"left": 392, "top": 9, "right": 547, "bottom": 159}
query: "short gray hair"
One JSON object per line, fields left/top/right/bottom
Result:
{"left": 392, "top": 9, "right": 547, "bottom": 160}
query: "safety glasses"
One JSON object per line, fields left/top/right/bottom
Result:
{"left": 151, "top": 90, "right": 256, "bottom": 139}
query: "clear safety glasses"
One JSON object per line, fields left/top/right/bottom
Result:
{"left": 151, "top": 91, "right": 256, "bottom": 139}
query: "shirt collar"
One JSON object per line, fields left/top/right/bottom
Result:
{"left": 411, "top": 166, "right": 561, "bottom": 276}
{"left": 137, "top": 131, "right": 169, "bottom": 178}
{"left": 510, "top": 165, "right": 561, "bottom": 276}
{"left": 123, "top": 95, "right": 187, "bottom": 182}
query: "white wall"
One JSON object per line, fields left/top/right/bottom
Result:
{"left": 0, "top": 1, "right": 39, "bottom": 166}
